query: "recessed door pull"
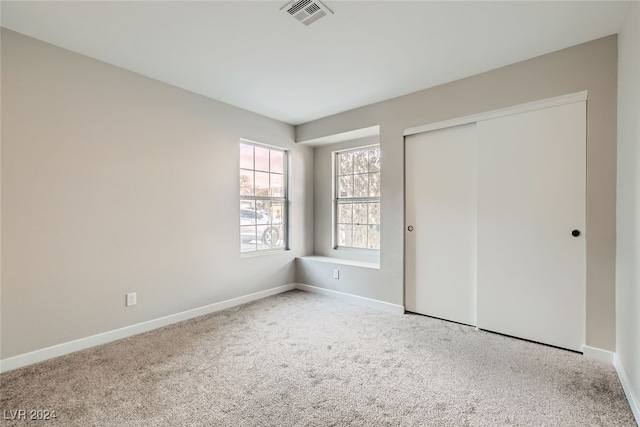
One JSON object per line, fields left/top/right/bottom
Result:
{"left": 571, "top": 230, "right": 581, "bottom": 237}
{"left": 408, "top": 225, "right": 414, "bottom": 232}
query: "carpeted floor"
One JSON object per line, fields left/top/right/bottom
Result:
{"left": 0, "top": 290, "right": 636, "bottom": 426}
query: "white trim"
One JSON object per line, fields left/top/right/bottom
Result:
{"left": 582, "top": 345, "right": 614, "bottom": 364}
{"left": 333, "top": 142, "right": 380, "bottom": 154}
{"left": 331, "top": 144, "right": 381, "bottom": 251}
{"left": 0, "top": 284, "right": 296, "bottom": 373}
{"left": 239, "top": 137, "right": 287, "bottom": 152}
{"left": 295, "top": 283, "right": 404, "bottom": 315}
{"left": 614, "top": 354, "right": 640, "bottom": 424}
{"left": 297, "top": 255, "right": 380, "bottom": 270}
{"left": 404, "top": 91, "right": 588, "bottom": 136}
{"left": 297, "top": 125, "right": 380, "bottom": 146}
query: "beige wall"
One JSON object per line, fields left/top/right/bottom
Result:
{"left": 0, "top": 29, "right": 314, "bottom": 359}
{"left": 616, "top": 0, "right": 640, "bottom": 412}
{"left": 295, "top": 136, "right": 383, "bottom": 301}
{"left": 297, "top": 36, "right": 618, "bottom": 351}
{"left": 0, "top": 26, "right": 625, "bottom": 362}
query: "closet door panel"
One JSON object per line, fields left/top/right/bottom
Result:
{"left": 477, "top": 102, "right": 586, "bottom": 351}
{"left": 405, "top": 123, "right": 477, "bottom": 326}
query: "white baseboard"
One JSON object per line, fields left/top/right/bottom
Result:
{"left": 583, "top": 345, "right": 615, "bottom": 364}
{"left": 0, "top": 284, "right": 296, "bottom": 374}
{"left": 614, "top": 354, "right": 640, "bottom": 424}
{"left": 295, "top": 283, "right": 405, "bottom": 315}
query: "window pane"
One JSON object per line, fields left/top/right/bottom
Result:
{"left": 269, "top": 201, "right": 285, "bottom": 225}
{"left": 338, "top": 224, "right": 352, "bottom": 247}
{"left": 240, "top": 170, "right": 254, "bottom": 196}
{"left": 368, "top": 225, "right": 381, "bottom": 249}
{"left": 353, "top": 225, "right": 368, "bottom": 248}
{"left": 338, "top": 203, "right": 352, "bottom": 224}
{"left": 338, "top": 176, "right": 353, "bottom": 198}
{"left": 369, "top": 172, "right": 381, "bottom": 197}
{"left": 260, "top": 225, "right": 282, "bottom": 248}
{"left": 240, "top": 144, "right": 254, "bottom": 169}
{"left": 271, "top": 150, "right": 284, "bottom": 174}
{"left": 369, "top": 148, "right": 381, "bottom": 172}
{"left": 368, "top": 202, "right": 380, "bottom": 225}
{"left": 270, "top": 173, "right": 283, "bottom": 197}
{"left": 338, "top": 152, "right": 353, "bottom": 175}
{"left": 354, "top": 174, "right": 368, "bottom": 197}
{"left": 353, "top": 203, "right": 367, "bottom": 225}
{"left": 240, "top": 225, "right": 257, "bottom": 249}
{"left": 241, "top": 242, "right": 257, "bottom": 253}
{"left": 353, "top": 150, "right": 368, "bottom": 174}
{"left": 255, "top": 146, "right": 270, "bottom": 172}
{"left": 240, "top": 201, "right": 256, "bottom": 225}
{"left": 255, "top": 171, "right": 269, "bottom": 196}
{"left": 254, "top": 200, "right": 269, "bottom": 223}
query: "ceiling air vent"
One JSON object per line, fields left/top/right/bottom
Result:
{"left": 282, "top": 0, "right": 333, "bottom": 26}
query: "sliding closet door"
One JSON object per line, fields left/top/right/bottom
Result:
{"left": 477, "top": 101, "right": 586, "bottom": 352}
{"left": 405, "top": 123, "right": 477, "bottom": 326}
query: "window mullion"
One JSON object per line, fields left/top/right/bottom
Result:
{"left": 336, "top": 197, "right": 378, "bottom": 203}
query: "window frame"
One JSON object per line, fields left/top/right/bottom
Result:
{"left": 239, "top": 139, "right": 289, "bottom": 255}
{"left": 333, "top": 144, "right": 381, "bottom": 251}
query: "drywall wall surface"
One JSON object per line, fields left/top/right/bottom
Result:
{"left": 295, "top": 258, "right": 384, "bottom": 302}
{"left": 296, "top": 136, "right": 382, "bottom": 300}
{"left": 297, "top": 35, "right": 618, "bottom": 351}
{"left": 616, "top": 0, "right": 640, "bottom": 413}
{"left": 0, "top": 29, "right": 314, "bottom": 359}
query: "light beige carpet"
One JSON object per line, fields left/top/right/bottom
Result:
{"left": 0, "top": 290, "right": 636, "bottom": 426}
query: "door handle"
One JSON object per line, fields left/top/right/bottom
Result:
{"left": 571, "top": 229, "right": 581, "bottom": 237}
{"left": 408, "top": 225, "right": 414, "bottom": 232}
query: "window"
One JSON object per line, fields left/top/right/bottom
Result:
{"left": 240, "top": 141, "right": 287, "bottom": 253}
{"left": 335, "top": 146, "right": 381, "bottom": 250}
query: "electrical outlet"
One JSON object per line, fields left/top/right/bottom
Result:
{"left": 126, "top": 292, "right": 137, "bottom": 307}
{"left": 333, "top": 269, "right": 340, "bottom": 279}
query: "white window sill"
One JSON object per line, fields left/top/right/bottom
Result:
{"left": 296, "top": 255, "right": 380, "bottom": 270}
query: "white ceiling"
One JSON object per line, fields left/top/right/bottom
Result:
{"left": 0, "top": 1, "right": 631, "bottom": 125}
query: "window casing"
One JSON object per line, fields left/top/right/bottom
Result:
{"left": 334, "top": 145, "right": 381, "bottom": 250}
{"left": 240, "top": 140, "right": 287, "bottom": 254}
